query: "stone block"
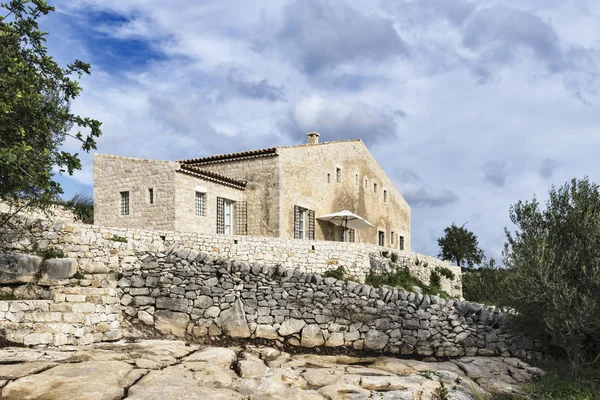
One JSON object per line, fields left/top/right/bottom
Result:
{"left": 154, "top": 310, "right": 189, "bottom": 337}
{"left": 220, "top": 299, "right": 250, "bottom": 338}
{"left": 132, "top": 296, "right": 155, "bottom": 307}
{"left": 364, "top": 330, "right": 389, "bottom": 351}
{"left": 39, "top": 258, "right": 77, "bottom": 285}
{"left": 301, "top": 324, "right": 325, "bottom": 347}
{"left": 0, "top": 253, "right": 43, "bottom": 284}
{"left": 23, "top": 333, "right": 53, "bottom": 346}
{"left": 255, "top": 324, "right": 278, "bottom": 340}
{"left": 156, "top": 297, "right": 188, "bottom": 312}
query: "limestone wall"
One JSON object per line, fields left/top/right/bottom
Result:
{"left": 0, "top": 212, "right": 461, "bottom": 297}
{"left": 278, "top": 141, "right": 411, "bottom": 249}
{"left": 120, "top": 249, "right": 546, "bottom": 360}
{"left": 188, "top": 155, "right": 280, "bottom": 237}
{"left": 93, "top": 154, "right": 178, "bottom": 231}
{"left": 0, "top": 287, "right": 121, "bottom": 346}
{"left": 173, "top": 171, "right": 245, "bottom": 234}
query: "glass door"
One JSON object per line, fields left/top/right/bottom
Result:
{"left": 224, "top": 200, "right": 233, "bottom": 235}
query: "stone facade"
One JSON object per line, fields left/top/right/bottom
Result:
{"left": 277, "top": 140, "right": 411, "bottom": 249}
{"left": 194, "top": 155, "right": 280, "bottom": 237}
{"left": 93, "top": 154, "right": 244, "bottom": 233}
{"left": 95, "top": 134, "right": 412, "bottom": 249}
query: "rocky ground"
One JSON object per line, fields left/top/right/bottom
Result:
{"left": 0, "top": 340, "right": 543, "bottom": 400}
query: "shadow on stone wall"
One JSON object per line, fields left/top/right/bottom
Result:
{"left": 119, "top": 246, "right": 551, "bottom": 360}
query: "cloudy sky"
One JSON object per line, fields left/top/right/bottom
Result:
{"left": 44, "top": 0, "right": 600, "bottom": 261}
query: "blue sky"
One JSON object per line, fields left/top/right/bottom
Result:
{"left": 45, "top": 0, "right": 600, "bottom": 261}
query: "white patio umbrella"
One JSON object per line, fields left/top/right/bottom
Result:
{"left": 316, "top": 210, "right": 374, "bottom": 231}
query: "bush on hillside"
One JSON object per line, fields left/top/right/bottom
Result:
{"left": 365, "top": 264, "right": 450, "bottom": 299}
{"left": 503, "top": 177, "right": 600, "bottom": 376}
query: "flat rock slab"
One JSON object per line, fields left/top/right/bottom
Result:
{"left": 0, "top": 361, "right": 57, "bottom": 380}
{"left": 0, "top": 340, "right": 541, "bottom": 399}
{"left": 1, "top": 361, "right": 134, "bottom": 400}
{"left": 127, "top": 366, "right": 243, "bottom": 400}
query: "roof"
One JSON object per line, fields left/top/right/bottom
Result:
{"left": 178, "top": 139, "right": 362, "bottom": 165}
{"left": 177, "top": 165, "right": 247, "bottom": 190}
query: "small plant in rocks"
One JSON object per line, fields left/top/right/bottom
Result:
{"left": 109, "top": 235, "right": 128, "bottom": 243}
{"left": 37, "top": 247, "right": 65, "bottom": 259}
{"left": 437, "top": 267, "right": 455, "bottom": 280}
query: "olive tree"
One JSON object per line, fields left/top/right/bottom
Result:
{"left": 0, "top": 0, "right": 101, "bottom": 227}
{"left": 504, "top": 177, "right": 600, "bottom": 375}
{"left": 437, "top": 222, "right": 485, "bottom": 267}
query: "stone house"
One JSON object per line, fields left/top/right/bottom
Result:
{"left": 94, "top": 133, "right": 411, "bottom": 249}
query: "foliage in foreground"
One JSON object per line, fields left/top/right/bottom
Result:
{"left": 489, "top": 365, "right": 600, "bottom": 400}
{"left": 55, "top": 193, "right": 94, "bottom": 224}
{"left": 0, "top": 0, "right": 102, "bottom": 228}
{"left": 503, "top": 177, "right": 600, "bottom": 376}
{"left": 437, "top": 222, "right": 485, "bottom": 267}
{"left": 461, "top": 259, "right": 512, "bottom": 305}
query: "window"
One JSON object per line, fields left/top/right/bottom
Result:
{"left": 399, "top": 235, "right": 405, "bottom": 250}
{"left": 378, "top": 231, "right": 385, "bottom": 246}
{"left": 224, "top": 200, "right": 234, "bottom": 235}
{"left": 327, "top": 174, "right": 331, "bottom": 183}
{"left": 348, "top": 228, "right": 356, "bottom": 243}
{"left": 336, "top": 168, "right": 341, "bottom": 183}
{"left": 298, "top": 209, "right": 306, "bottom": 239}
{"left": 120, "top": 191, "right": 129, "bottom": 216}
{"left": 355, "top": 174, "right": 359, "bottom": 185}
{"left": 374, "top": 183, "right": 378, "bottom": 193}
{"left": 391, "top": 232, "right": 395, "bottom": 245}
{"left": 294, "top": 206, "right": 315, "bottom": 240}
{"left": 364, "top": 179, "right": 368, "bottom": 189}
{"left": 148, "top": 188, "right": 154, "bottom": 204}
{"left": 195, "top": 192, "right": 205, "bottom": 216}
{"left": 216, "top": 197, "right": 234, "bottom": 235}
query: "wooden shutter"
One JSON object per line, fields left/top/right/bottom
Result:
{"left": 236, "top": 201, "right": 248, "bottom": 235}
{"left": 294, "top": 206, "right": 300, "bottom": 239}
{"left": 216, "top": 197, "right": 225, "bottom": 234}
{"left": 349, "top": 228, "right": 355, "bottom": 243}
{"left": 308, "top": 209, "right": 315, "bottom": 240}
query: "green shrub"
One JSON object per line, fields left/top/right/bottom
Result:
{"left": 38, "top": 247, "right": 65, "bottom": 259}
{"left": 390, "top": 252, "right": 398, "bottom": 263}
{"left": 322, "top": 266, "right": 359, "bottom": 282}
{"left": 437, "top": 267, "right": 455, "bottom": 280}
{"left": 504, "top": 178, "right": 600, "bottom": 375}
{"left": 109, "top": 235, "right": 128, "bottom": 243}
{"left": 73, "top": 271, "right": 85, "bottom": 280}
{"left": 365, "top": 265, "right": 451, "bottom": 299}
{"left": 429, "top": 270, "right": 442, "bottom": 288}
{"left": 462, "top": 266, "right": 512, "bottom": 305}
{"left": 489, "top": 368, "right": 600, "bottom": 400}
{"left": 323, "top": 266, "right": 347, "bottom": 280}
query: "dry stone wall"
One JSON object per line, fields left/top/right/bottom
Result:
{"left": 0, "top": 287, "right": 121, "bottom": 346}
{"left": 120, "top": 247, "right": 546, "bottom": 360}
{"left": 0, "top": 212, "right": 462, "bottom": 297}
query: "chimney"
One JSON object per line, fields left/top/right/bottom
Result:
{"left": 306, "top": 132, "right": 320, "bottom": 145}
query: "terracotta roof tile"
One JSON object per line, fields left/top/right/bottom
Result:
{"left": 178, "top": 139, "right": 362, "bottom": 165}
{"left": 177, "top": 165, "right": 247, "bottom": 189}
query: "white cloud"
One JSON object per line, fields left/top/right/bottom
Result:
{"left": 41, "top": 0, "right": 600, "bottom": 261}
